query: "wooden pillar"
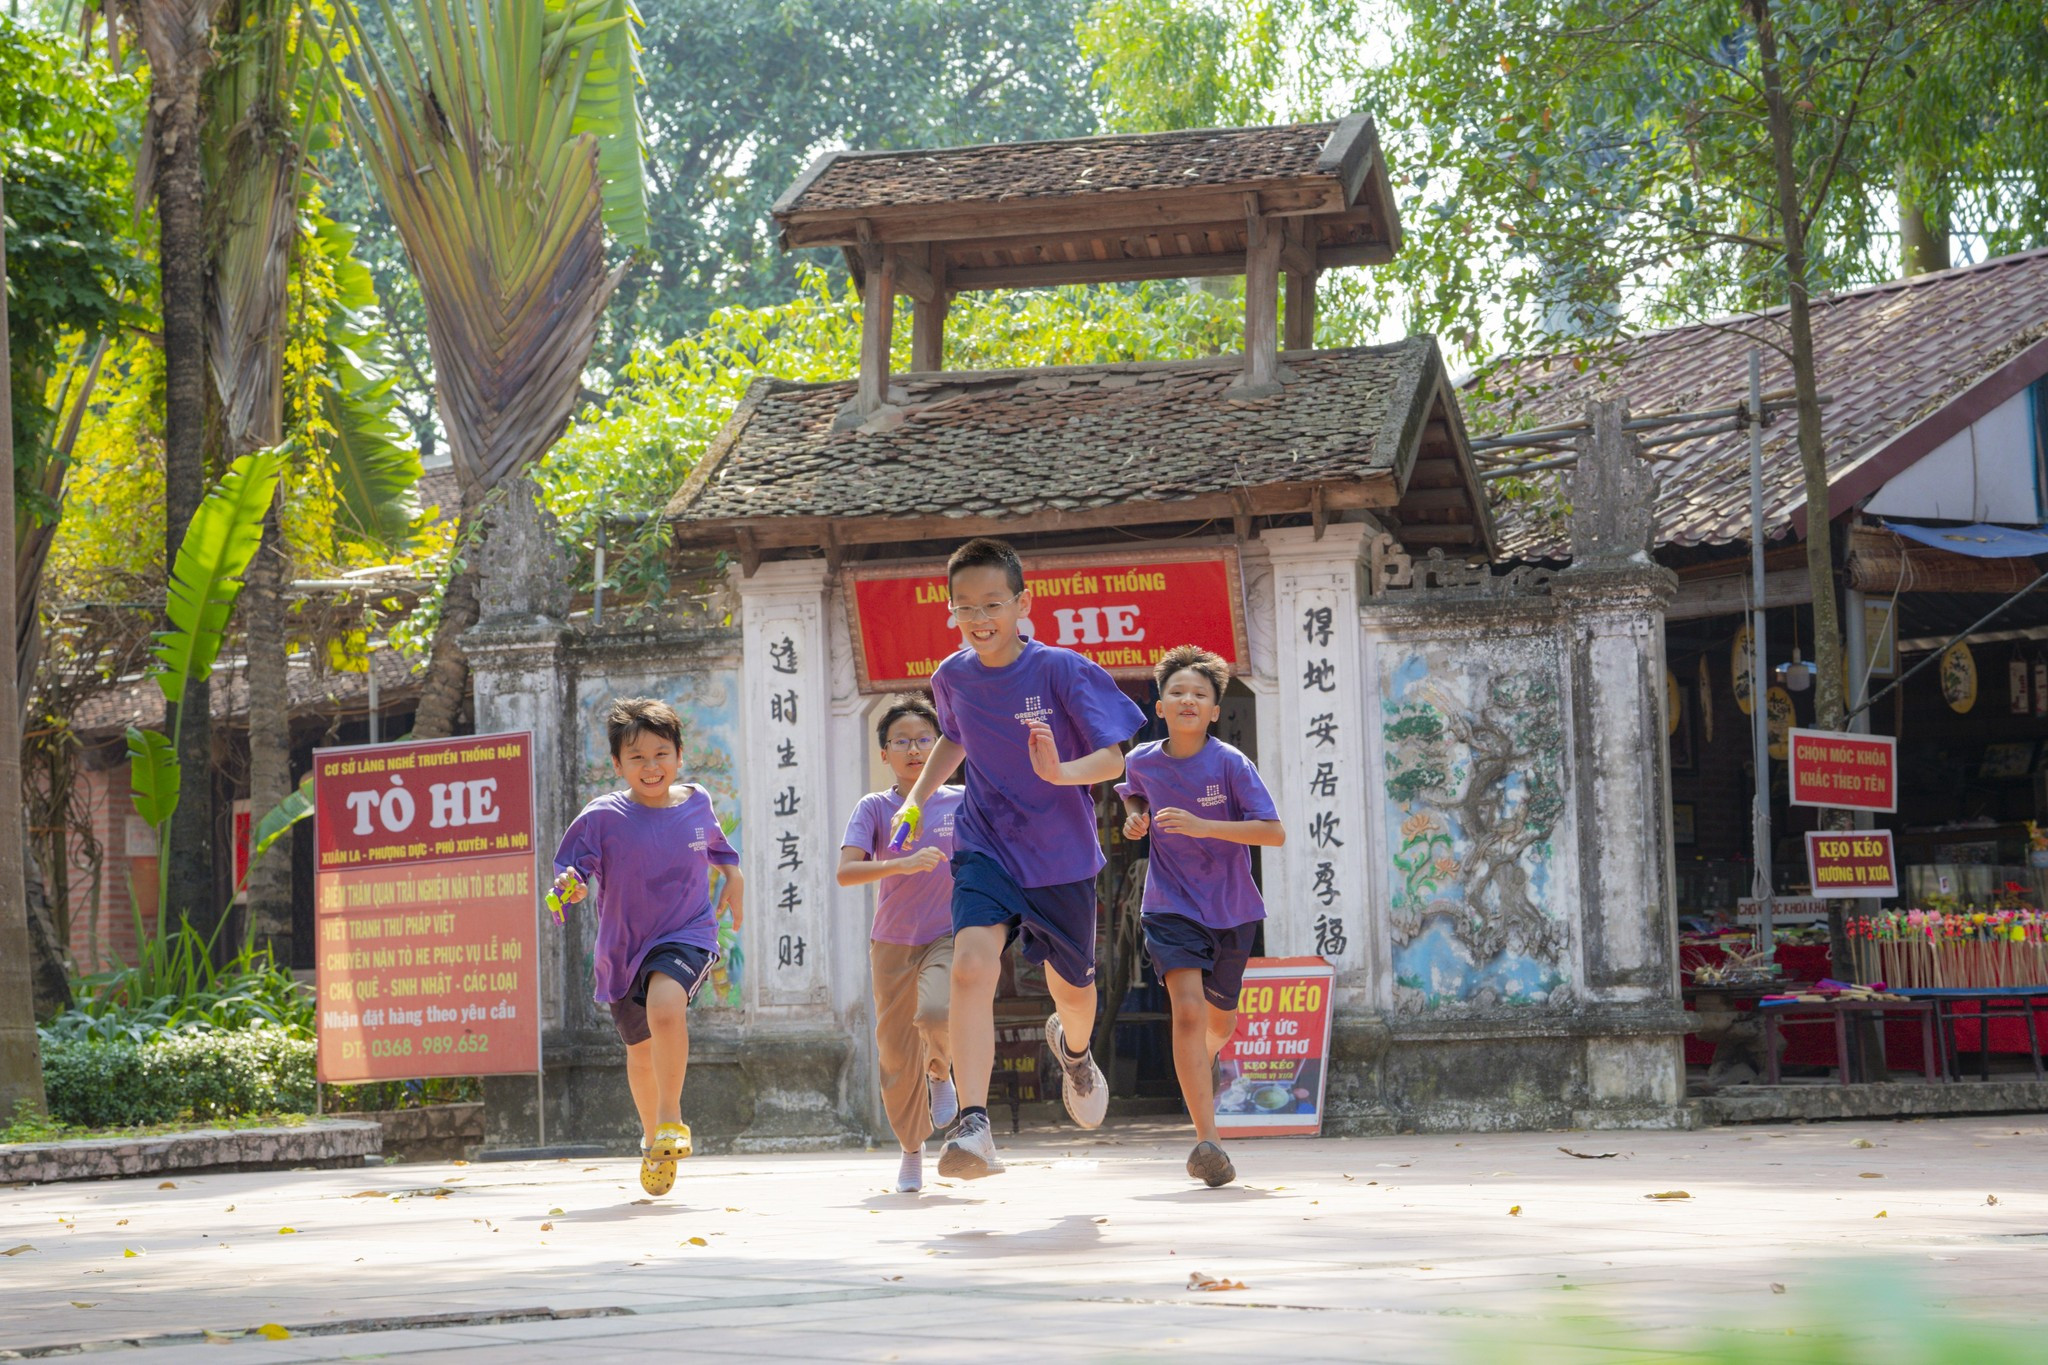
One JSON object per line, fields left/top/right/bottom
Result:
{"left": 1282, "top": 217, "right": 1319, "bottom": 352}
{"left": 856, "top": 240, "right": 896, "bottom": 416}
{"left": 1242, "top": 198, "right": 1281, "bottom": 391}
{"left": 911, "top": 249, "right": 949, "bottom": 373}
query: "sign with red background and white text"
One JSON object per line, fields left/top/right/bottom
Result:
{"left": 1787, "top": 728, "right": 1897, "bottom": 812}
{"left": 1215, "top": 957, "right": 1334, "bottom": 1138}
{"left": 845, "top": 548, "right": 1247, "bottom": 693}
{"left": 312, "top": 732, "right": 540, "bottom": 1083}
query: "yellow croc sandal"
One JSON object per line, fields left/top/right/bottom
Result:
{"left": 639, "top": 1122, "right": 692, "bottom": 1196}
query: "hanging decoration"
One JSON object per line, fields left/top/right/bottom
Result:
{"left": 1765, "top": 685, "right": 1795, "bottom": 759}
{"left": 1940, "top": 642, "right": 1978, "bottom": 714}
{"left": 1732, "top": 625, "right": 1755, "bottom": 716}
{"left": 2034, "top": 657, "right": 2047, "bottom": 719}
{"left": 1666, "top": 668, "right": 1681, "bottom": 736}
{"left": 2012, "top": 658, "right": 2031, "bottom": 716}
{"left": 1697, "top": 653, "right": 1713, "bottom": 743}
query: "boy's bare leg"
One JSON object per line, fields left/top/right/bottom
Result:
{"left": 1165, "top": 969, "right": 1233, "bottom": 1145}
{"left": 623, "top": 1040, "right": 658, "bottom": 1142}
{"left": 949, "top": 924, "right": 1006, "bottom": 1108}
{"left": 1044, "top": 968, "right": 1099, "bottom": 1062}
{"left": 644, "top": 974, "right": 691, "bottom": 1126}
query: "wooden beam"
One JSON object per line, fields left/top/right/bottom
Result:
{"left": 911, "top": 251, "right": 949, "bottom": 373}
{"left": 1310, "top": 483, "right": 1327, "bottom": 540}
{"left": 1667, "top": 567, "right": 1810, "bottom": 622}
{"left": 734, "top": 527, "right": 762, "bottom": 579}
{"left": 952, "top": 250, "right": 1249, "bottom": 292}
{"left": 1393, "top": 524, "right": 1486, "bottom": 546}
{"left": 1393, "top": 486, "right": 1477, "bottom": 513}
{"left": 856, "top": 241, "right": 895, "bottom": 417}
{"left": 1315, "top": 113, "right": 1382, "bottom": 208}
{"left": 887, "top": 246, "right": 935, "bottom": 303}
{"left": 1240, "top": 200, "right": 1281, "bottom": 391}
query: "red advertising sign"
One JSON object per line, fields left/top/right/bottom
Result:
{"left": 1805, "top": 830, "right": 1900, "bottom": 899}
{"left": 1787, "top": 728, "right": 1897, "bottom": 812}
{"left": 846, "top": 548, "right": 1247, "bottom": 692}
{"left": 1215, "top": 957, "right": 1334, "bottom": 1138}
{"left": 312, "top": 732, "right": 541, "bottom": 1083}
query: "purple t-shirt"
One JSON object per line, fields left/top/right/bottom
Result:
{"left": 842, "top": 785, "right": 963, "bottom": 946}
{"left": 1115, "top": 738, "right": 1278, "bottom": 930}
{"left": 931, "top": 638, "right": 1145, "bottom": 889}
{"left": 552, "top": 787, "right": 739, "bottom": 1003}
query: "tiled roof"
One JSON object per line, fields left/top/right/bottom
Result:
{"left": 1479, "top": 246, "right": 2048, "bottom": 560}
{"left": 667, "top": 340, "right": 1443, "bottom": 527}
{"left": 73, "top": 646, "right": 423, "bottom": 739}
{"left": 778, "top": 122, "right": 1345, "bottom": 217}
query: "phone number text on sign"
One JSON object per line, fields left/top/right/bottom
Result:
{"left": 313, "top": 732, "right": 540, "bottom": 1083}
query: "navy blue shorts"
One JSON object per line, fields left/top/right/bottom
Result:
{"left": 1144, "top": 913, "right": 1257, "bottom": 1010}
{"left": 608, "top": 942, "right": 719, "bottom": 1046}
{"left": 951, "top": 851, "right": 1098, "bottom": 988}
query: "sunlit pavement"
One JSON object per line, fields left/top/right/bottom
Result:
{"left": 3, "top": 1115, "right": 2044, "bottom": 1362}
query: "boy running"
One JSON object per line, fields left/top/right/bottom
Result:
{"left": 837, "top": 694, "right": 964, "bottom": 1193}
{"left": 1117, "top": 645, "right": 1285, "bottom": 1188}
{"left": 892, "top": 538, "right": 1145, "bottom": 1179}
{"left": 551, "top": 698, "right": 742, "bottom": 1196}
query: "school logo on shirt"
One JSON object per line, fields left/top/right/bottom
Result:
{"left": 1198, "top": 782, "right": 1227, "bottom": 808}
{"left": 934, "top": 811, "right": 956, "bottom": 839}
{"left": 1013, "top": 694, "right": 1053, "bottom": 726}
{"left": 690, "top": 826, "right": 708, "bottom": 853}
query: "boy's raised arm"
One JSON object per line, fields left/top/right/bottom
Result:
{"left": 1026, "top": 721, "right": 1124, "bottom": 786}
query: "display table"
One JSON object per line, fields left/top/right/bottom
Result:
{"left": 1894, "top": 988, "right": 2047, "bottom": 1082}
{"left": 1759, "top": 997, "right": 1940, "bottom": 1085}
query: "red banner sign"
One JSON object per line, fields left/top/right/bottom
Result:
{"left": 1787, "top": 728, "right": 1897, "bottom": 812}
{"left": 1215, "top": 957, "right": 1334, "bottom": 1138}
{"left": 312, "top": 732, "right": 541, "bottom": 1083}
{"left": 846, "top": 548, "right": 1247, "bottom": 693}
{"left": 1805, "top": 830, "right": 1900, "bottom": 899}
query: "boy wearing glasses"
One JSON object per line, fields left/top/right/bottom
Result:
{"left": 892, "top": 538, "right": 1145, "bottom": 1179}
{"left": 837, "top": 695, "right": 964, "bottom": 1193}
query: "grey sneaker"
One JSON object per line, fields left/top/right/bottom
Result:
{"left": 1187, "top": 1140, "right": 1236, "bottom": 1188}
{"left": 936, "top": 1111, "right": 1005, "bottom": 1179}
{"left": 928, "top": 1072, "right": 959, "bottom": 1130}
{"left": 895, "top": 1147, "right": 924, "bottom": 1193}
{"left": 1045, "top": 1012, "right": 1109, "bottom": 1129}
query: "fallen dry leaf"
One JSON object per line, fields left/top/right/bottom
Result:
{"left": 2, "top": 1245, "right": 33, "bottom": 1257}
{"left": 348, "top": 1191, "right": 386, "bottom": 1199}
{"left": 71, "top": 1301, "right": 95, "bottom": 1309}
{"left": 277, "top": 1227, "right": 298, "bottom": 1235}
{"left": 1645, "top": 1191, "right": 1692, "bottom": 1200}
{"left": 540, "top": 1223, "right": 554, "bottom": 1232}
{"left": 224, "top": 1205, "right": 234, "bottom": 1213}
{"left": 883, "top": 1274, "right": 902, "bottom": 1282}
{"left": 115, "top": 1219, "right": 128, "bottom": 1227}
{"left": 256, "top": 1323, "right": 291, "bottom": 1340}
{"left": 157, "top": 1181, "right": 176, "bottom": 1190}
{"left": 548, "top": 1207, "right": 565, "bottom": 1216}
{"left": 452, "top": 1159, "right": 469, "bottom": 1166}
{"left": 1187, "top": 1271, "right": 1247, "bottom": 1292}
{"left": 1509, "top": 1205, "right": 1523, "bottom": 1216}
{"left": 1771, "top": 1283, "right": 1786, "bottom": 1294}
{"left": 202, "top": 1330, "right": 239, "bottom": 1343}
{"left": 1859, "top": 1173, "right": 1884, "bottom": 1179}
{"left": 686, "top": 1236, "right": 708, "bottom": 1247}
{"left": 1852, "top": 1138, "right": 1875, "bottom": 1149}
{"left": 122, "top": 1248, "right": 140, "bottom": 1258}
{"left": 1559, "top": 1147, "right": 1620, "bottom": 1159}
{"left": 1987, "top": 1194, "right": 2000, "bottom": 1206}
{"left": 1875, "top": 1210, "right": 1888, "bottom": 1218}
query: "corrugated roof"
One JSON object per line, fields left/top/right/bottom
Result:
{"left": 1479, "top": 246, "right": 2048, "bottom": 560}
{"left": 666, "top": 340, "right": 1453, "bottom": 529}
{"left": 778, "top": 122, "right": 1345, "bottom": 217}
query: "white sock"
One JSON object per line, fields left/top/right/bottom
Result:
{"left": 896, "top": 1147, "right": 923, "bottom": 1190}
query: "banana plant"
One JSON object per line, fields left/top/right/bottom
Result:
{"left": 127, "top": 448, "right": 288, "bottom": 939}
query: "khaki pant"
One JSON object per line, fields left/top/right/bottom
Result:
{"left": 869, "top": 935, "right": 954, "bottom": 1151}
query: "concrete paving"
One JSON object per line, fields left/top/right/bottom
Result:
{"left": 3, "top": 1116, "right": 2044, "bottom": 1362}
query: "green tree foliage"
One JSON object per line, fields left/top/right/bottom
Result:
{"left": 0, "top": 15, "right": 140, "bottom": 514}
{"left": 537, "top": 266, "right": 1246, "bottom": 612}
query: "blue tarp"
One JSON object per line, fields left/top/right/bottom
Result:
{"left": 1884, "top": 520, "right": 2048, "bottom": 558}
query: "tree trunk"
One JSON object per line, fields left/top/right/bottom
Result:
{"left": 1899, "top": 169, "right": 1951, "bottom": 278}
{"left": 242, "top": 505, "right": 293, "bottom": 959}
{"left": 0, "top": 174, "right": 48, "bottom": 1112}
{"left": 411, "top": 563, "right": 480, "bottom": 740}
{"left": 23, "top": 840, "right": 73, "bottom": 1020}
{"left": 152, "top": 14, "right": 220, "bottom": 940}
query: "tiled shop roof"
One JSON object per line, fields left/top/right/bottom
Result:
{"left": 73, "top": 646, "right": 423, "bottom": 740}
{"left": 667, "top": 339, "right": 1464, "bottom": 533}
{"left": 777, "top": 122, "right": 1348, "bottom": 216}
{"left": 1481, "top": 247, "right": 2048, "bottom": 560}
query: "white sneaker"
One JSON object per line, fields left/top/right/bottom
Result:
{"left": 1045, "top": 1012, "right": 1109, "bottom": 1129}
{"left": 895, "top": 1147, "right": 924, "bottom": 1193}
{"left": 936, "top": 1111, "right": 1005, "bottom": 1179}
{"left": 928, "top": 1073, "right": 959, "bottom": 1130}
